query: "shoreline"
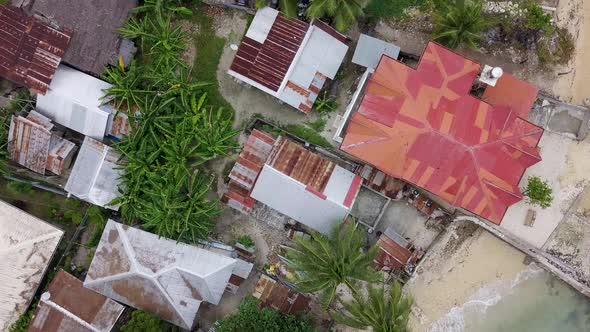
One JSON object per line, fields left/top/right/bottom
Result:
{"left": 405, "top": 222, "right": 529, "bottom": 332}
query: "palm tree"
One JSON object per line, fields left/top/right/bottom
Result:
{"left": 284, "top": 222, "right": 380, "bottom": 306}
{"left": 332, "top": 282, "right": 413, "bottom": 332}
{"left": 306, "top": 0, "right": 363, "bottom": 33}
{"left": 433, "top": 0, "right": 489, "bottom": 49}
{"left": 255, "top": 0, "right": 298, "bottom": 18}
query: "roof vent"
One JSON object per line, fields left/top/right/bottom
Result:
{"left": 479, "top": 65, "right": 504, "bottom": 87}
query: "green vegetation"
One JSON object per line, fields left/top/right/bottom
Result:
{"left": 215, "top": 296, "right": 318, "bottom": 332}
{"left": 255, "top": 0, "right": 297, "bottom": 18}
{"left": 537, "top": 27, "right": 575, "bottom": 66}
{"left": 306, "top": 0, "right": 363, "bottom": 32}
{"left": 285, "top": 222, "right": 380, "bottom": 306}
{"left": 283, "top": 123, "right": 332, "bottom": 149}
{"left": 524, "top": 176, "right": 553, "bottom": 209}
{"left": 8, "top": 305, "right": 36, "bottom": 332}
{"left": 237, "top": 234, "right": 255, "bottom": 248}
{"left": 189, "top": 5, "right": 235, "bottom": 119}
{"left": 523, "top": 1, "right": 553, "bottom": 32}
{"left": 312, "top": 91, "right": 338, "bottom": 115}
{"left": 365, "top": 0, "right": 426, "bottom": 20}
{"left": 106, "top": 4, "right": 240, "bottom": 242}
{"left": 433, "top": 0, "right": 489, "bottom": 49}
{"left": 7, "top": 181, "right": 33, "bottom": 193}
{"left": 333, "top": 282, "right": 412, "bottom": 332}
{"left": 121, "top": 310, "right": 179, "bottom": 332}
{"left": 0, "top": 89, "right": 33, "bottom": 173}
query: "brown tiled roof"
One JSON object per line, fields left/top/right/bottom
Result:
{"left": 28, "top": 270, "right": 124, "bottom": 332}
{"left": 0, "top": 5, "right": 71, "bottom": 94}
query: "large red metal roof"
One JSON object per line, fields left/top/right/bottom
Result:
{"left": 0, "top": 5, "right": 71, "bottom": 95}
{"left": 341, "top": 42, "right": 543, "bottom": 224}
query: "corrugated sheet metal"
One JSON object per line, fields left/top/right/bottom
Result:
{"left": 36, "top": 65, "right": 112, "bottom": 139}
{"left": 341, "top": 42, "right": 543, "bottom": 224}
{"left": 481, "top": 72, "right": 539, "bottom": 118}
{"left": 0, "top": 200, "right": 63, "bottom": 331}
{"left": 352, "top": 34, "right": 401, "bottom": 69}
{"left": 223, "top": 129, "right": 275, "bottom": 213}
{"left": 84, "top": 220, "right": 253, "bottom": 330}
{"left": 64, "top": 137, "right": 122, "bottom": 209}
{"left": 29, "top": 0, "right": 138, "bottom": 76}
{"left": 29, "top": 270, "right": 124, "bottom": 332}
{"left": 46, "top": 135, "right": 76, "bottom": 175}
{"left": 253, "top": 274, "right": 310, "bottom": 314}
{"left": 0, "top": 5, "right": 71, "bottom": 95}
{"left": 7, "top": 111, "right": 75, "bottom": 175}
{"left": 230, "top": 8, "right": 308, "bottom": 92}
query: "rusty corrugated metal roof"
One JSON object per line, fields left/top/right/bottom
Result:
{"left": 252, "top": 274, "right": 310, "bottom": 314}
{"left": 229, "top": 10, "right": 308, "bottom": 91}
{"left": 28, "top": 270, "right": 124, "bottom": 332}
{"left": 341, "top": 42, "right": 543, "bottom": 224}
{"left": 0, "top": 5, "right": 71, "bottom": 95}
{"left": 267, "top": 136, "right": 335, "bottom": 193}
{"left": 8, "top": 111, "right": 75, "bottom": 175}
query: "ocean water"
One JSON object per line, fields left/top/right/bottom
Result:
{"left": 430, "top": 264, "right": 590, "bottom": 332}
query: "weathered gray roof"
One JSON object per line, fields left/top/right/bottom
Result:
{"left": 0, "top": 199, "right": 63, "bottom": 331}
{"left": 352, "top": 34, "right": 400, "bottom": 69}
{"left": 29, "top": 270, "right": 124, "bottom": 332}
{"left": 83, "top": 220, "right": 253, "bottom": 330}
{"left": 28, "top": 0, "right": 137, "bottom": 75}
{"left": 64, "top": 137, "right": 122, "bottom": 209}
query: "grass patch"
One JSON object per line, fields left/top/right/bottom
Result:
{"left": 8, "top": 304, "right": 36, "bottom": 332}
{"left": 538, "top": 27, "right": 575, "bottom": 66}
{"left": 188, "top": 5, "right": 235, "bottom": 120}
{"left": 365, "top": 0, "right": 427, "bottom": 20}
{"left": 283, "top": 123, "right": 332, "bottom": 149}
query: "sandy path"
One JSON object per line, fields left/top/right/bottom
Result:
{"left": 570, "top": 0, "right": 590, "bottom": 103}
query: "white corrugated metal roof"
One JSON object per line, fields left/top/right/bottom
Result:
{"left": 250, "top": 165, "right": 351, "bottom": 234}
{"left": 36, "top": 65, "right": 113, "bottom": 139}
{"left": 352, "top": 34, "right": 401, "bottom": 69}
{"left": 0, "top": 200, "right": 63, "bottom": 331}
{"left": 65, "top": 137, "right": 122, "bottom": 209}
{"left": 84, "top": 220, "right": 253, "bottom": 330}
{"left": 245, "top": 6, "right": 278, "bottom": 43}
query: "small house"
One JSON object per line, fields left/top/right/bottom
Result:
{"left": 8, "top": 111, "right": 76, "bottom": 175}
{"left": 28, "top": 270, "right": 124, "bottom": 332}
{"left": 228, "top": 7, "right": 348, "bottom": 113}
{"left": 83, "top": 220, "right": 254, "bottom": 330}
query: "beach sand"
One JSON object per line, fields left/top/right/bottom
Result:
{"left": 405, "top": 221, "right": 528, "bottom": 332}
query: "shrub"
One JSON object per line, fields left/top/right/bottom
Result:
{"left": 537, "top": 27, "right": 575, "bottom": 66}
{"left": 524, "top": 176, "right": 553, "bottom": 208}
{"left": 8, "top": 305, "right": 36, "bottom": 332}
{"left": 215, "top": 296, "right": 317, "bottom": 332}
{"left": 237, "top": 235, "right": 255, "bottom": 248}
{"left": 121, "top": 310, "right": 178, "bottom": 332}
{"left": 313, "top": 92, "right": 338, "bottom": 115}
{"left": 7, "top": 181, "right": 33, "bottom": 193}
{"left": 64, "top": 210, "right": 84, "bottom": 224}
{"left": 524, "top": 1, "right": 553, "bottom": 32}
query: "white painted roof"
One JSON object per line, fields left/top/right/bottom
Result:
{"left": 250, "top": 165, "right": 351, "bottom": 234}
{"left": 36, "top": 65, "right": 113, "bottom": 139}
{"left": 244, "top": 6, "right": 278, "bottom": 43}
{"left": 352, "top": 34, "right": 401, "bottom": 69}
{"left": 65, "top": 137, "right": 122, "bottom": 209}
{"left": 0, "top": 200, "right": 63, "bottom": 331}
{"left": 84, "top": 220, "right": 252, "bottom": 330}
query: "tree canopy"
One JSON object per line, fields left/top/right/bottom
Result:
{"left": 433, "top": 0, "right": 489, "bottom": 49}
{"left": 524, "top": 176, "right": 553, "bottom": 209}
{"left": 215, "top": 296, "right": 317, "bottom": 332}
{"left": 284, "top": 222, "right": 380, "bottom": 306}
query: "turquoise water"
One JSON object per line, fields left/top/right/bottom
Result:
{"left": 431, "top": 265, "right": 590, "bottom": 332}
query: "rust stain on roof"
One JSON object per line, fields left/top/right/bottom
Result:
{"left": 28, "top": 270, "right": 123, "bottom": 332}
{"left": 0, "top": 5, "right": 71, "bottom": 95}
{"left": 267, "top": 136, "right": 335, "bottom": 193}
{"left": 230, "top": 14, "right": 308, "bottom": 91}
{"left": 253, "top": 274, "right": 309, "bottom": 314}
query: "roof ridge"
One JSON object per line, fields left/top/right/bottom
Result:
{"left": 42, "top": 298, "right": 101, "bottom": 332}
